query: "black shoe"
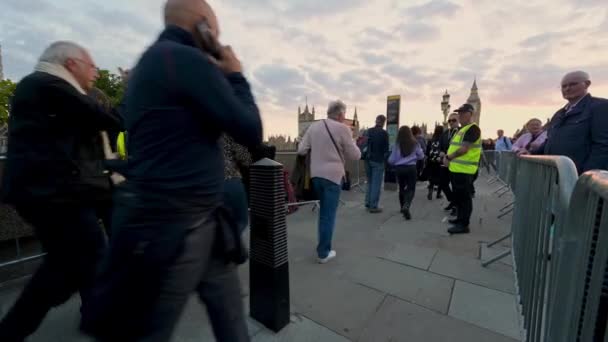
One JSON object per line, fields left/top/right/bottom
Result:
{"left": 449, "top": 208, "right": 457, "bottom": 217}
{"left": 448, "top": 218, "right": 461, "bottom": 224}
{"left": 444, "top": 203, "right": 455, "bottom": 211}
{"left": 436, "top": 192, "right": 443, "bottom": 199}
{"left": 402, "top": 204, "right": 412, "bottom": 220}
{"left": 448, "top": 225, "right": 470, "bottom": 234}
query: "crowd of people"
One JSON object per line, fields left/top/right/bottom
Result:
{"left": 0, "top": 0, "right": 607, "bottom": 340}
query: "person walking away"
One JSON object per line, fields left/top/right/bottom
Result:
{"left": 443, "top": 104, "right": 482, "bottom": 234}
{"left": 79, "top": 1, "right": 263, "bottom": 341}
{"left": 439, "top": 113, "right": 459, "bottom": 214}
{"left": 411, "top": 126, "right": 426, "bottom": 180}
{"left": 388, "top": 126, "right": 424, "bottom": 220}
{"left": 536, "top": 71, "right": 608, "bottom": 173}
{"left": 364, "top": 115, "right": 389, "bottom": 213}
{"left": 297, "top": 100, "right": 361, "bottom": 264}
{"left": 0, "top": 41, "right": 121, "bottom": 342}
{"left": 426, "top": 125, "right": 444, "bottom": 200}
{"left": 512, "top": 118, "right": 547, "bottom": 155}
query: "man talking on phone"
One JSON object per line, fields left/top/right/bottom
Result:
{"left": 80, "top": 0, "right": 262, "bottom": 341}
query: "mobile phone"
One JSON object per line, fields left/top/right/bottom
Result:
{"left": 196, "top": 20, "right": 222, "bottom": 60}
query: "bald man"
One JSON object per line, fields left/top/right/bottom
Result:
{"left": 80, "top": 1, "right": 261, "bottom": 341}
{"left": 540, "top": 71, "right": 608, "bottom": 173}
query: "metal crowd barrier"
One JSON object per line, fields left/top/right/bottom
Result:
{"left": 545, "top": 170, "right": 608, "bottom": 341}
{"left": 509, "top": 155, "right": 578, "bottom": 341}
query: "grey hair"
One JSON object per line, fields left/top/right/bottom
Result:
{"left": 38, "top": 41, "right": 87, "bottom": 65}
{"left": 563, "top": 70, "right": 590, "bottom": 82}
{"left": 327, "top": 100, "right": 346, "bottom": 119}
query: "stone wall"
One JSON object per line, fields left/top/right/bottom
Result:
{"left": 274, "top": 152, "right": 367, "bottom": 181}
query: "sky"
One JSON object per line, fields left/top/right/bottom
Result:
{"left": 1, "top": 0, "right": 607, "bottom": 138}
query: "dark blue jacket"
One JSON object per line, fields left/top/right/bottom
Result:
{"left": 542, "top": 94, "right": 608, "bottom": 174}
{"left": 123, "top": 26, "right": 262, "bottom": 200}
{"left": 366, "top": 126, "right": 389, "bottom": 163}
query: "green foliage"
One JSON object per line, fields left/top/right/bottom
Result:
{"left": 94, "top": 69, "right": 125, "bottom": 106}
{"left": 0, "top": 79, "right": 17, "bottom": 125}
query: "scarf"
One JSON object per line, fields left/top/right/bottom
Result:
{"left": 34, "top": 61, "right": 86, "bottom": 95}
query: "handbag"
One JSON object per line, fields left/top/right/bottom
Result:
{"left": 322, "top": 120, "right": 348, "bottom": 188}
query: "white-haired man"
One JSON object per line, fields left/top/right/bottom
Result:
{"left": 297, "top": 100, "right": 361, "bottom": 263}
{"left": 539, "top": 71, "right": 608, "bottom": 173}
{"left": 0, "top": 41, "right": 120, "bottom": 341}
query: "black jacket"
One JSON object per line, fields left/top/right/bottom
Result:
{"left": 1, "top": 72, "right": 121, "bottom": 204}
{"left": 366, "top": 126, "right": 389, "bottom": 163}
{"left": 439, "top": 128, "right": 458, "bottom": 153}
{"left": 122, "top": 25, "right": 263, "bottom": 200}
{"left": 542, "top": 94, "right": 608, "bottom": 174}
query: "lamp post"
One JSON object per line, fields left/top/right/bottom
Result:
{"left": 441, "top": 90, "right": 451, "bottom": 128}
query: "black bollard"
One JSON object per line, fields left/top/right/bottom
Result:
{"left": 248, "top": 158, "right": 290, "bottom": 332}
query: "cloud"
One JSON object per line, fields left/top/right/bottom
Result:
{"left": 359, "top": 52, "right": 392, "bottom": 65}
{"left": 254, "top": 64, "right": 307, "bottom": 89}
{"left": 382, "top": 64, "right": 435, "bottom": 84}
{"left": 395, "top": 22, "right": 440, "bottom": 42}
{"left": 488, "top": 64, "right": 566, "bottom": 105}
{"left": 403, "top": 0, "right": 462, "bottom": 18}
{"left": 519, "top": 32, "right": 569, "bottom": 48}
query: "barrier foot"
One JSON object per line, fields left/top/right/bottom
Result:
{"left": 487, "top": 233, "right": 511, "bottom": 248}
{"left": 482, "top": 250, "right": 511, "bottom": 268}
{"left": 499, "top": 201, "right": 515, "bottom": 212}
{"left": 498, "top": 207, "right": 514, "bottom": 218}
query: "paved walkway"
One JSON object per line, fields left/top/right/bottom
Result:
{"left": 0, "top": 175, "right": 520, "bottom": 341}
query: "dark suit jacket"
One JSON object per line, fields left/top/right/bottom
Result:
{"left": 542, "top": 94, "right": 608, "bottom": 174}
{"left": 1, "top": 72, "right": 121, "bottom": 204}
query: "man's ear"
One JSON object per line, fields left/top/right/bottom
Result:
{"left": 585, "top": 80, "right": 592, "bottom": 88}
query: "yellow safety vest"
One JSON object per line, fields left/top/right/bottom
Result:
{"left": 117, "top": 132, "right": 127, "bottom": 160}
{"left": 448, "top": 123, "right": 481, "bottom": 174}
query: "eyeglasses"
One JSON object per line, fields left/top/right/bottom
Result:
{"left": 448, "top": 119, "right": 457, "bottom": 123}
{"left": 71, "top": 58, "right": 97, "bottom": 70}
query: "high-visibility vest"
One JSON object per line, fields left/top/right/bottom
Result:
{"left": 117, "top": 132, "right": 127, "bottom": 160}
{"left": 448, "top": 123, "right": 481, "bottom": 174}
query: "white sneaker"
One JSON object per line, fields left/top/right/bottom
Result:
{"left": 318, "top": 250, "right": 337, "bottom": 264}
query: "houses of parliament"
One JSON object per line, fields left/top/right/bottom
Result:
{"left": 267, "top": 80, "right": 482, "bottom": 151}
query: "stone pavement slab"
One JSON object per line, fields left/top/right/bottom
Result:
{"left": 381, "top": 243, "right": 438, "bottom": 270}
{"left": 252, "top": 314, "right": 350, "bottom": 342}
{"left": 448, "top": 280, "right": 520, "bottom": 340}
{"left": 343, "top": 255, "right": 454, "bottom": 314}
{"left": 359, "top": 296, "right": 518, "bottom": 342}
{"left": 289, "top": 260, "right": 386, "bottom": 341}
{"left": 429, "top": 250, "right": 515, "bottom": 294}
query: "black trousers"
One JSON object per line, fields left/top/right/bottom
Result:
{"left": 0, "top": 204, "right": 106, "bottom": 342}
{"left": 395, "top": 165, "right": 418, "bottom": 208}
{"left": 439, "top": 167, "right": 454, "bottom": 203}
{"left": 450, "top": 172, "right": 475, "bottom": 226}
{"left": 81, "top": 189, "right": 249, "bottom": 342}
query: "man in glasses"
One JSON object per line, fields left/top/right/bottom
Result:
{"left": 439, "top": 113, "right": 459, "bottom": 214}
{"left": 540, "top": 71, "right": 608, "bottom": 173}
{"left": 0, "top": 41, "right": 121, "bottom": 341}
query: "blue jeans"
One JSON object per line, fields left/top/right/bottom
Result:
{"left": 365, "top": 160, "right": 385, "bottom": 209}
{"left": 312, "top": 177, "right": 341, "bottom": 259}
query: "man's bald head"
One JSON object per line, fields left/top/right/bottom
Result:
{"left": 561, "top": 70, "right": 591, "bottom": 102}
{"left": 164, "top": 0, "right": 219, "bottom": 37}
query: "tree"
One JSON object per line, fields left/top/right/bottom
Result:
{"left": 94, "top": 69, "right": 125, "bottom": 106}
{"left": 0, "top": 79, "right": 17, "bottom": 125}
